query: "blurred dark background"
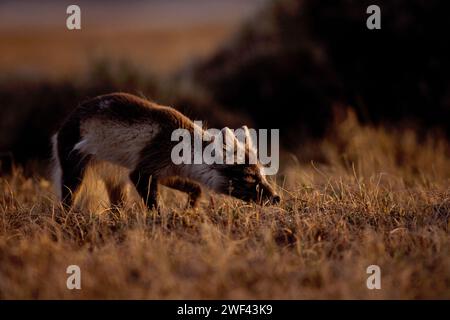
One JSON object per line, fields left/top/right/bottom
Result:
{"left": 1, "top": 0, "right": 449, "bottom": 174}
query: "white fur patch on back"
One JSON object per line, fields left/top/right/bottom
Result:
{"left": 75, "top": 119, "right": 160, "bottom": 170}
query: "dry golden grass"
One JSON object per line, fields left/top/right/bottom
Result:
{"left": 1, "top": 113, "right": 449, "bottom": 299}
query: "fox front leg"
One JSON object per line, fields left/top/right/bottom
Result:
{"left": 129, "top": 170, "right": 159, "bottom": 212}
{"left": 160, "top": 177, "right": 202, "bottom": 209}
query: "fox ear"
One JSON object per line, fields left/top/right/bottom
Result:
{"left": 221, "top": 127, "right": 236, "bottom": 146}
{"left": 241, "top": 125, "right": 257, "bottom": 154}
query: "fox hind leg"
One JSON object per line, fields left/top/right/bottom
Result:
{"left": 105, "top": 181, "right": 128, "bottom": 208}
{"left": 94, "top": 161, "right": 129, "bottom": 208}
{"left": 59, "top": 150, "right": 91, "bottom": 208}
{"left": 55, "top": 120, "right": 91, "bottom": 208}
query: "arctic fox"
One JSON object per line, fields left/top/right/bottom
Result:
{"left": 51, "top": 93, "right": 280, "bottom": 209}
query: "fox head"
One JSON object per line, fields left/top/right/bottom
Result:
{"left": 211, "top": 126, "right": 281, "bottom": 205}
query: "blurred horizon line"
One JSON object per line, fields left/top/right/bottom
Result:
{"left": 0, "top": 0, "right": 268, "bottom": 31}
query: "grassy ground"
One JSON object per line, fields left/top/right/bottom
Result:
{"left": 0, "top": 112, "right": 449, "bottom": 299}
